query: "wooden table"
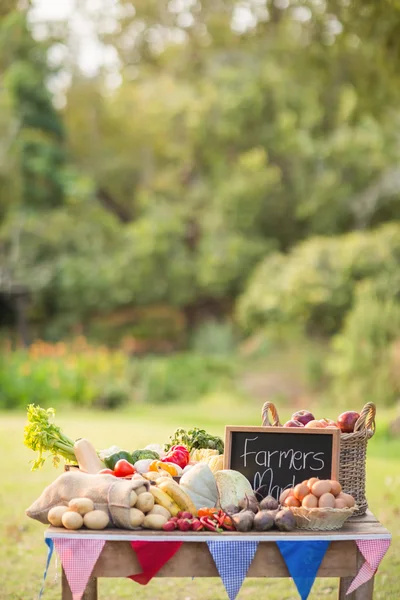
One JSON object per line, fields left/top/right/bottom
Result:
{"left": 45, "top": 511, "right": 391, "bottom": 600}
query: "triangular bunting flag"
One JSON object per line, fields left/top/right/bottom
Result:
{"left": 346, "top": 539, "right": 391, "bottom": 595}
{"left": 277, "top": 540, "right": 330, "bottom": 600}
{"left": 54, "top": 538, "right": 105, "bottom": 600}
{"left": 207, "top": 540, "right": 258, "bottom": 600}
{"left": 129, "top": 541, "right": 183, "bottom": 585}
{"left": 38, "top": 538, "right": 54, "bottom": 599}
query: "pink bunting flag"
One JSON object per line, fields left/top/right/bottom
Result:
{"left": 346, "top": 539, "right": 391, "bottom": 595}
{"left": 54, "top": 538, "right": 105, "bottom": 600}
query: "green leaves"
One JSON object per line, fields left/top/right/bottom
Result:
{"left": 165, "top": 427, "right": 224, "bottom": 454}
{"left": 23, "top": 404, "right": 75, "bottom": 470}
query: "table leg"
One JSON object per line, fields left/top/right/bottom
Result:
{"left": 62, "top": 567, "right": 98, "bottom": 600}
{"left": 338, "top": 550, "right": 374, "bottom": 600}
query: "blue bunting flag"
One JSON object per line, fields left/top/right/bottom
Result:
{"left": 276, "top": 540, "right": 330, "bottom": 600}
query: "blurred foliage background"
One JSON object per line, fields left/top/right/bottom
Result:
{"left": 1, "top": 0, "right": 400, "bottom": 411}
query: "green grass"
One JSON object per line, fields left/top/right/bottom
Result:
{"left": 0, "top": 400, "right": 399, "bottom": 600}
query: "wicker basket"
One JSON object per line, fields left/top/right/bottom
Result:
{"left": 289, "top": 506, "right": 357, "bottom": 531}
{"left": 261, "top": 401, "right": 376, "bottom": 516}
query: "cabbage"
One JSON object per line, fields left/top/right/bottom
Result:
{"left": 214, "top": 470, "right": 254, "bottom": 510}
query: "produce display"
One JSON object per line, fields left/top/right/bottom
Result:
{"left": 24, "top": 404, "right": 358, "bottom": 535}
{"left": 283, "top": 409, "right": 360, "bottom": 433}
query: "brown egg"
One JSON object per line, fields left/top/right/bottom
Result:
{"left": 311, "top": 480, "right": 332, "bottom": 497}
{"left": 318, "top": 493, "right": 336, "bottom": 508}
{"left": 302, "top": 494, "right": 318, "bottom": 509}
{"left": 307, "top": 477, "right": 319, "bottom": 490}
{"left": 335, "top": 498, "right": 347, "bottom": 509}
{"left": 330, "top": 480, "right": 342, "bottom": 497}
{"left": 284, "top": 495, "right": 301, "bottom": 508}
{"left": 279, "top": 488, "right": 293, "bottom": 505}
{"left": 294, "top": 483, "right": 309, "bottom": 502}
{"left": 341, "top": 493, "right": 355, "bottom": 508}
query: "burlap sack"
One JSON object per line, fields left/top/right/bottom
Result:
{"left": 26, "top": 471, "right": 149, "bottom": 529}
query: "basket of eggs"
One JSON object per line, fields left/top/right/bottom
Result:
{"left": 280, "top": 478, "right": 357, "bottom": 531}
{"left": 261, "top": 401, "right": 376, "bottom": 516}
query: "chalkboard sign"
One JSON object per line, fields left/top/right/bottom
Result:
{"left": 224, "top": 427, "right": 340, "bottom": 500}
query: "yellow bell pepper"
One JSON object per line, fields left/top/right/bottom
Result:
{"left": 149, "top": 460, "right": 179, "bottom": 477}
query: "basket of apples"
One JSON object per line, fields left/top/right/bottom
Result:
{"left": 281, "top": 479, "right": 357, "bottom": 531}
{"left": 261, "top": 402, "right": 376, "bottom": 516}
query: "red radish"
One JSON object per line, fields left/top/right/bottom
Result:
{"left": 178, "top": 512, "right": 193, "bottom": 520}
{"left": 191, "top": 519, "right": 203, "bottom": 531}
{"left": 177, "top": 519, "right": 191, "bottom": 532}
{"left": 162, "top": 521, "right": 177, "bottom": 531}
{"left": 169, "top": 517, "right": 179, "bottom": 523}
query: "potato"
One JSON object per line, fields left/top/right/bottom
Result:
{"left": 48, "top": 506, "right": 69, "bottom": 527}
{"left": 135, "top": 492, "right": 154, "bottom": 514}
{"left": 129, "top": 490, "right": 138, "bottom": 507}
{"left": 62, "top": 511, "right": 83, "bottom": 530}
{"left": 142, "top": 514, "right": 167, "bottom": 530}
{"left": 148, "top": 505, "right": 171, "bottom": 520}
{"left": 68, "top": 498, "right": 94, "bottom": 515}
{"left": 130, "top": 508, "right": 145, "bottom": 527}
{"left": 83, "top": 510, "right": 110, "bottom": 530}
{"left": 136, "top": 486, "right": 147, "bottom": 495}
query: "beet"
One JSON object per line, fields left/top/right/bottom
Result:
{"left": 259, "top": 495, "right": 279, "bottom": 511}
{"left": 252, "top": 510, "right": 274, "bottom": 532}
{"left": 238, "top": 493, "right": 259, "bottom": 514}
{"left": 274, "top": 509, "right": 296, "bottom": 532}
{"left": 255, "top": 485, "right": 270, "bottom": 501}
{"left": 224, "top": 504, "right": 240, "bottom": 515}
{"left": 232, "top": 510, "right": 254, "bottom": 532}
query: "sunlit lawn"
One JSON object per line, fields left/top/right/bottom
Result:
{"left": 0, "top": 398, "right": 399, "bottom": 599}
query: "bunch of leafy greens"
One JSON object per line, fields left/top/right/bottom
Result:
{"left": 24, "top": 404, "right": 76, "bottom": 470}
{"left": 165, "top": 428, "right": 224, "bottom": 454}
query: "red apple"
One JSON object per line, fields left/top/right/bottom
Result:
{"left": 319, "top": 418, "right": 337, "bottom": 428}
{"left": 305, "top": 420, "right": 325, "bottom": 428}
{"left": 283, "top": 419, "right": 305, "bottom": 428}
{"left": 337, "top": 411, "right": 360, "bottom": 433}
{"left": 291, "top": 410, "right": 315, "bottom": 426}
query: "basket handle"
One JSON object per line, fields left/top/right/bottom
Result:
{"left": 261, "top": 402, "right": 281, "bottom": 427}
{"left": 354, "top": 402, "right": 376, "bottom": 433}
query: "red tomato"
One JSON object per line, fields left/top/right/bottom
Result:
{"left": 114, "top": 459, "right": 135, "bottom": 477}
{"left": 98, "top": 468, "right": 116, "bottom": 476}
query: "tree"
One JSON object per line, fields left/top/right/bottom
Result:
{"left": 0, "top": 10, "right": 66, "bottom": 210}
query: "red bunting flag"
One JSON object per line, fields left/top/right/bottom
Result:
{"left": 346, "top": 539, "right": 391, "bottom": 595}
{"left": 54, "top": 538, "right": 105, "bottom": 600}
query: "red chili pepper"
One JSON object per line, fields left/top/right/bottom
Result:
{"left": 199, "top": 516, "right": 217, "bottom": 531}
{"left": 199, "top": 517, "right": 223, "bottom": 533}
